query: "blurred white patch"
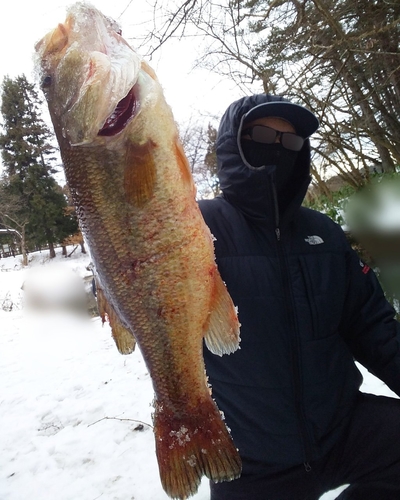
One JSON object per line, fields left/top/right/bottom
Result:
{"left": 345, "top": 178, "right": 400, "bottom": 232}
{"left": 370, "top": 188, "right": 400, "bottom": 230}
{"left": 345, "top": 178, "right": 400, "bottom": 300}
{"left": 22, "top": 264, "right": 88, "bottom": 318}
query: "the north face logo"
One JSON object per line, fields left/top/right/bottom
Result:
{"left": 305, "top": 235, "right": 324, "bottom": 245}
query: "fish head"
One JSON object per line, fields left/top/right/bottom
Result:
{"left": 35, "top": 2, "right": 143, "bottom": 146}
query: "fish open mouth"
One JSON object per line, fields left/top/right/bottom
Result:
{"left": 98, "top": 85, "right": 138, "bottom": 136}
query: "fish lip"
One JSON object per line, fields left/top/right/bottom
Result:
{"left": 36, "top": 3, "right": 143, "bottom": 146}
{"left": 98, "top": 84, "right": 139, "bottom": 137}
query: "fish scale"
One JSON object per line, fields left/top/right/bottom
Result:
{"left": 35, "top": 3, "right": 242, "bottom": 499}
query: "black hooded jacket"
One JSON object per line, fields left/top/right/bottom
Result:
{"left": 198, "top": 94, "right": 400, "bottom": 471}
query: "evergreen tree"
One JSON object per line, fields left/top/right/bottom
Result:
{"left": 0, "top": 75, "right": 78, "bottom": 259}
{"left": 0, "top": 184, "right": 29, "bottom": 265}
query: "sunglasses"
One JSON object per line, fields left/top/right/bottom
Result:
{"left": 242, "top": 125, "right": 304, "bottom": 152}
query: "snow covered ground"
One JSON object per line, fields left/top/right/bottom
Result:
{"left": 0, "top": 247, "right": 397, "bottom": 500}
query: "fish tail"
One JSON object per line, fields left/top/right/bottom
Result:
{"left": 153, "top": 398, "right": 242, "bottom": 500}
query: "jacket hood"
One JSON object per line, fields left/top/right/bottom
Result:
{"left": 217, "top": 94, "right": 316, "bottom": 222}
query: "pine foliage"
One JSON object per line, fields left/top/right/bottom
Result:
{"left": 0, "top": 75, "right": 78, "bottom": 259}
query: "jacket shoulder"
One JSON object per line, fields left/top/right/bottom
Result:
{"left": 198, "top": 196, "right": 241, "bottom": 228}
{"left": 299, "top": 206, "right": 341, "bottom": 227}
{"left": 297, "top": 206, "right": 348, "bottom": 249}
{"left": 198, "top": 197, "right": 248, "bottom": 256}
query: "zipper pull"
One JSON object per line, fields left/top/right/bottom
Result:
{"left": 275, "top": 227, "right": 281, "bottom": 241}
{"left": 304, "top": 462, "right": 312, "bottom": 472}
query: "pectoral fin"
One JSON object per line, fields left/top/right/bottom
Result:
{"left": 204, "top": 271, "right": 240, "bottom": 356}
{"left": 96, "top": 282, "right": 136, "bottom": 355}
{"left": 124, "top": 139, "right": 157, "bottom": 207}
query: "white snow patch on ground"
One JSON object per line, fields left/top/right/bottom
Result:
{"left": 0, "top": 247, "right": 397, "bottom": 499}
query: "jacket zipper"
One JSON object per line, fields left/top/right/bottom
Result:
{"left": 299, "top": 258, "right": 318, "bottom": 340}
{"left": 271, "top": 183, "right": 313, "bottom": 466}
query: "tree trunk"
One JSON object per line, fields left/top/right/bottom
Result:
{"left": 48, "top": 240, "right": 56, "bottom": 259}
{"left": 310, "top": 166, "right": 333, "bottom": 200}
{"left": 21, "top": 227, "right": 28, "bottom": 267}
{"left": 375, "top": 143, "right": 396, "bottom": 173}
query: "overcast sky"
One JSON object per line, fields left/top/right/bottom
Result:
{"left": 0, "top": 0, "right": 241, "bottom": 127}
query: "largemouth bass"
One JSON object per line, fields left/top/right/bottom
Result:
{"left": 35, "top": 3, "right": 241, "bottom": 498}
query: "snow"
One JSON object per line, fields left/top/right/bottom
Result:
{"left": 0, "top": 247, "right": 397, "bottom": 500}
{"left": 0, "top": 247, "right": 209, "bottom": 500}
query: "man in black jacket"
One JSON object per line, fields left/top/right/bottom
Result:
{"left": 199, "top": 94, "right": 400, "bottom": 500}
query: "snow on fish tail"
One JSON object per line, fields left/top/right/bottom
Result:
{"left": 153, "top": 398, "right": 241, "bottom": 500}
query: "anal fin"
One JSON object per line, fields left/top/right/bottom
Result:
{"left": 204, "top": 271, "right": 240, "bottom": 356}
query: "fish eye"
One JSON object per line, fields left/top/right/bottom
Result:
{"left": 42, "top": 76, "right": 52, "bottom": 88}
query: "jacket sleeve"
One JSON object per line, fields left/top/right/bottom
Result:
{"left": 338, "top": 237, "right": 400, "bottom": 397}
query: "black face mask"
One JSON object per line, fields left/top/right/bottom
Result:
{"left": 241, "top": 141, "right": 299, "bottom": 193}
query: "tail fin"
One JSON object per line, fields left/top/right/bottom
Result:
{"left": 153, "top": 397, "right": 241, "bottom": 499}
